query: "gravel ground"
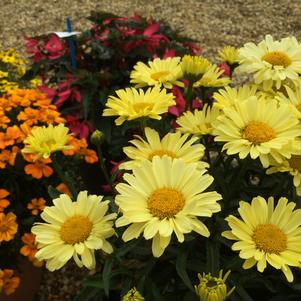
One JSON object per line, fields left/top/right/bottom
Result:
{"left": 2, "top": 0, "right": 301, "bottom": 300}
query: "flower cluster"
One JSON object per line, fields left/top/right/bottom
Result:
{"left": 5, "top": 13, "right": 301, "bottom": 300}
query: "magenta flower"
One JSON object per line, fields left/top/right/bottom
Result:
{"left": 44, "top": 34, "right": 65, "bottom": 60}
{"left": 65, "top": 114, "right": 93, "bottom": 139}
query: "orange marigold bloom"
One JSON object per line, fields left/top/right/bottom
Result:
{"left": 0, "top": 147, "right": 19, "bottom": 168}
{"left": 0, "top": 189, "right": 10, "bottom": 212}
{"left": 17, "top": 107, "right": 40, "bottom": 126}
{"left": 63, "top": 136, "right": 87, "bottom": 156}
{"left": 8, "top": 89, "right": 31, "bottom": 107}
{"left": 27, "top": 197, "right": 46, "bottom": 215}
{"left": 81, "top": 149, "right": 99, "bottom": 163}
{"left": 0, "top": 212, "right": 18, "bottom": 242}
{"left": 19, "top": 232, "right": 43, "bottom": 267}
{"left": 0, "top": 269, "right": 20, "bottom": 295}
{"left": 39, "top": 108, "right": 65, "bottom": 124}
{"left": 56, "top": 183, "right": 72, "bottom": 196}
{"left": 0, "top": 126, "right": 22, "bottom": 149}
{"left": 24, "top": 156, "right": 53, "bottom": 179}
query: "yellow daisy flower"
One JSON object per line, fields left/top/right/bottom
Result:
{"left": 119, "top": 127, "right": 207, "bottom": 170}
{"left": 213, "top": 97, "right": 301, "bottom": 168}
{"left": 122, "top": 287, "right": 144, "bottom": 301}
{"left": 102, "top": 86, "right": 175, "bottom": 126}
{"left": 31, "top": 191, "right": 116, "bottom": 271}
{"left": 115, "top": 156, "right": 221, "bottom": 257}
{"left": 218, "top": 46, "right": 239, "bottom": 65}
{"left": 130, "top": 57, "right": 183, "bottom": 89}
{"left": 267, "top": 154, "right": 301, "bottom": 195}
{"left": 275, "top": 82, "right": 301, "bottom": 119}
{"left": 22, "top": 124, "right": 72, "bottom": 159}
{"left": 222, "top": 196, "right": 301, "bottom": 282}
{"left": 237, "top": 35, "right": 301, "bottom": 90}
{"left": 195, "top": 270, "right": 235, "bottom": 301}
{"left": 176, "top": 104, "right": 221, "bottom": 136}
{"left": 194, "top": 65, "right": 230, "bottom": 88}
{"left": 180, "top": 55, "right": 211, "bottom": 82}
{"left": 213, "top": 85, "right": 258, "bottom": 110}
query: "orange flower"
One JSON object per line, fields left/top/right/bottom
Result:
{"left": 19, "top": 232, "right": 43, "bottom": 267}
{"left": 0, "top": 97, "right": 12, "bottom": 112}
{"left": 0, "top": 109, "right": 10, "bottom": 129}
{"left": 0, "top": 212, "right": 18, "bottom": 242}
{"left": 27, "top": 197, "right": 46, "bottom": 215}
{"left": 0, "top": 126, "right": 21, "bottom": 149}
{"left": 0, "top": 269, "right": 20, "bottom": 295}
{"left": 81, "top": 149, "right": 99, "bottom": 164}
{"left": 0, "top": 146, "right": 19, "bottom": 168}
{"left": 39, "top": 108, "right": 65, "bottom": 124}
{"left": 17, "top": 107, "right": 40, "bottom": 126}
{"left": 63, "top": 136, "right": 87, "bottom": 156}
{"left": 24, "top": 157, "right": 53, "bottom": 179}
{"left": 0, "top": 189, "right": 10, "bottom": 212}
{"left": 56, "top": 183, "right": 71, "bottom": 196}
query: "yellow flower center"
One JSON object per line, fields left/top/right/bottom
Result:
{"left": 149, "top": 149, "right": 177, "bottom": 160}
{"left": 151, "top": 71, "right": 170, "bottom": 81}
{"left": 60, "top": 215, "right": 92, "bottom": 244}
{"left": 262, "top": 51, "right": 292, "bottom": 68}
{"left": 147, "top": 188, "right": 185, "bottom": 219}
{"left": 253, "top": 224, "right": 287, "bottom": 254}
{"left": 242, "top": 121, "right": 275, "bottom": 144}
{"left": 288, "top": 155, "right": 301, "bottom": 172}
{"left": 133, "top": 102, "right": 153, "bottom": 112}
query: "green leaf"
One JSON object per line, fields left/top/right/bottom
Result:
{"left": 47, "top": 185, "right": 61, "bottom": 199}
{"left": 206, "top": 240, "right": 220, "bottom": 276}
{"left": 102, "top": 257, "right": 113, "bottom": 296}
{"left": 176, "top": 251, "right": 194, "bottom": 292}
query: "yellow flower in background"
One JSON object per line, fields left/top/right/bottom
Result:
{"left": 194, "top": 65, "right": 230, "bottom": 88}
{"left": 122, "top": 287, "right": 144, "bottom": 301}
{"left": 32, "top": 191, "right": 116, "bottom": 271}
{"left": 119, "top": 127, "right": 207, "bottom": 170}
{"left": 213, "top": 85, "right": 258, "bottom": 110}
{"left": 130, "top": 57, "right": 183, "bottom": 89}
{"left": 115, "top": 156, "right": 221, "bottom": 257}
{"left": 237, "top": 35, "right": 301, "bottom": 90}
{"left": 213, "top": 97, "right": 301, "bottom": 168}
{"left": 180, "top": 55, "right": 211, "bottom": 82}
{"left": 267, "top": 153, "right": 301, "bottom": 195}
{"left": 195, "top": 270, "right": 235, "bottom": 301}
{"left": 22, "top": 124, "right": 72, "bottom": 158}
{"left": 218, "top": 46, "right": 239, "bottom": 65}
{"left": 176, "top": 104, "right": 221, "bottom": 136}
{"left": 275, "top": 82, "right": 301, "bottom": 118}
{"left": 102, "top": 86, "right": 175, "bottom": 126}
{"left": 222, "top": 196, "right": 301, "bottom": 282}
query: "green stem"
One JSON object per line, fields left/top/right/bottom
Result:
{"left": 51, "top": 154, "right": 77, "bottom": 199}
{"left": 96, "top": 144, "right": 114, "bottom": 193}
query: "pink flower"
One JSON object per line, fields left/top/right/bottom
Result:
{"left": 54, "top": 80, "right": 81, "bottom": 107}
{"left": 218, "top": 63, "right": 230, "bottom": 77}
{"left": 43, "top": 34, "right": 65, "bottom": 60}
{"left": 23, "top": 35, "right": 43, "bottom": 62}
{"left": 183, "top": 42, "right": 202, "bottom": 55}
{"left": 65, "top": 114, "right": 93, "bottom": 139}
{"left": 142, "top": 23, "right": 169, "bottom": 53}
{"left": 168, "top": 86, "right": 202, "bottom": 117}
{"left": 37, "top": 85, "right": 56, "bottom": 98}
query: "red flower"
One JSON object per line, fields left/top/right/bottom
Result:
{"left": 183, "top": 42, "right": 202, "bottom": 55}
{"left": 142, "top": 23, "right": 169, "bottom": 53}
{"left": 218, "top": 63, "right": 230, "bottom": 77}
{"left": 168, "top": 86, "right": 202, "bottom": 117}
{"left": 66, "top": 114, "right": 93, "bottom": 139}
{"left": 43, "top": 34, "right": 65, "bottom": 60}
{"left": 23, "top": 35, "right": 43, "bottom": 62}
{"left": 54, "top": 80, "right": 81, "bottom": 107}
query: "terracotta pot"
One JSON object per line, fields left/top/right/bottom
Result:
{"left": 0, "top": 258, "right": 43, "bottom": 301}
